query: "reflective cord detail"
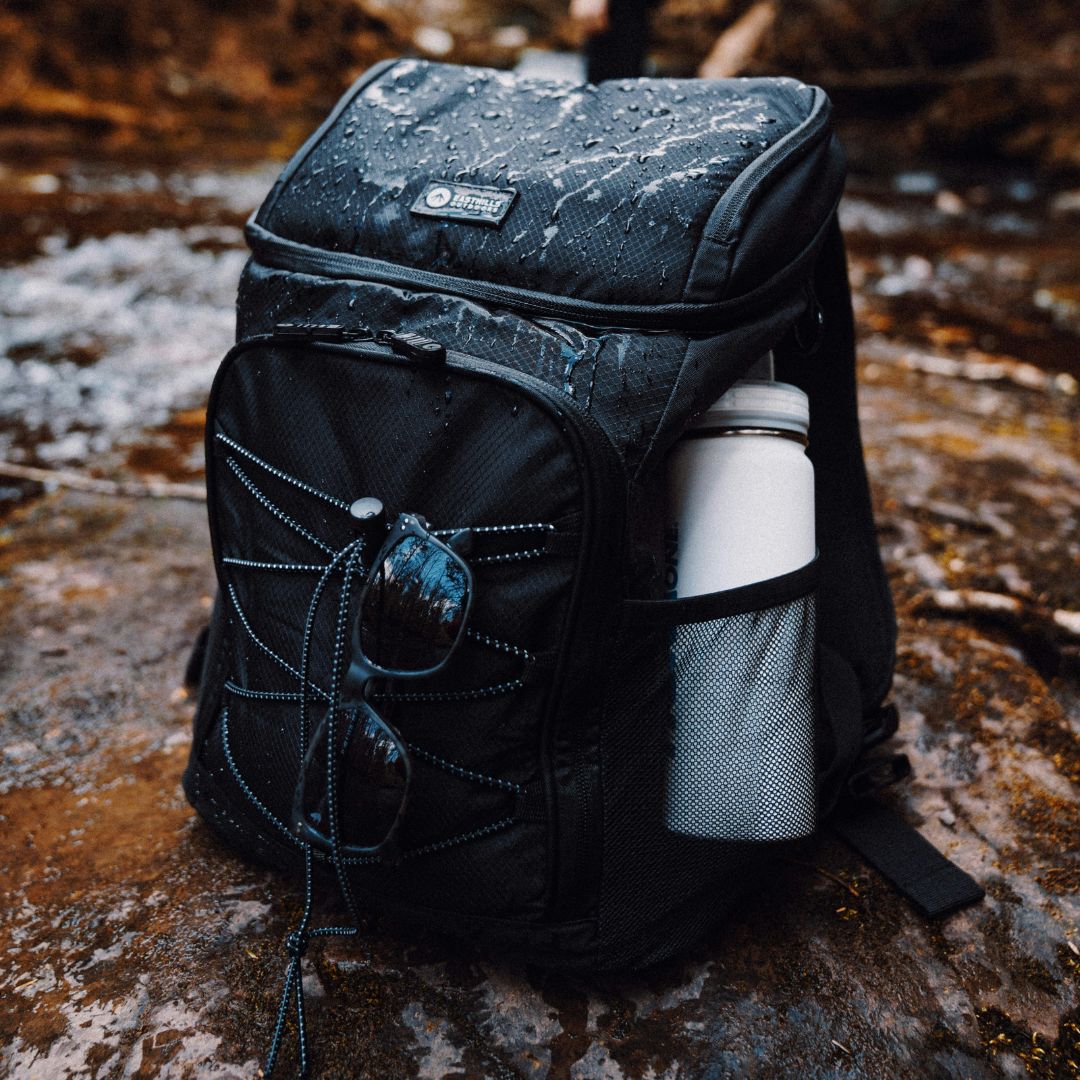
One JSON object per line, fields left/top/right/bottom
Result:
{"left": 404, "top": 817, "right": 516, "bottom": 859}
{"left": 410, "top": 745, "right": 523, "bottom": 793}
{"left": 371, "top": 624, "right": 530, "bottom": 701}
{"left": 296, "top": 540, "right": 364, "bottom": 750}
{"left": 265, "top": 539, "right": 365, "bottom": 1078}
{"left": 215, "top": 430, "right": 350, "bottom": 510}
{"left": 323, "top": 547, "right": 366, "bottom": 927}
{"left": 371, "top": 678, "right": 524, "bottom": 703}
{"left": 225, "top": 583, "right": 332, "bottom": 702}
{"left": 220, "top": 707, "right": 516, "bottom": 867}
{"left": 224, "top": 457, "right": 334, "bottom": 555}
{"left": 471, "top": 548, "right": 545, "bottom": 565}
{"left": 220, "top": 706, "right": 303, "bottom": 848}
{"left": 225, "top": 681, "right": 304, "bottom": 702}
{"left": 211, "top": 461, "right": 542, "bottom": 1073}
{"left": 223, "top": 557, "right": 330, "bottom": 574}
{"left": 264, "top": 849, "right": 357, "bottom": 1078}
{"left": 225, "top": 552, "right": 543, "bottom": 570}
{"left": 432, "top": 521, "right": 555, "bottom": 537}
{"left": 466, "top": 629, "right": 533, "bottom": 661}
{"left": 264, "top": 846, "right": 311, "bottom": 1079}
{"left": 342, "top": 817, "right": 517, "bottom": 865}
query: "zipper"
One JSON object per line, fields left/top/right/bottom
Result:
{"left": 206, "top": 323, "right": 624, "bottom": 924}
{"left": 704, "top": 88, "right": 832, "bottom": 245}
{"left": 273, "top": 321, "right": 447, "bottom": 363}
{"left": 245, "top": 215, "right": 830, "bottom": 335}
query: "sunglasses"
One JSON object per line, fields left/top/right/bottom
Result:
{"left": 290, "top": 512, "right": 474, "bottom": 858}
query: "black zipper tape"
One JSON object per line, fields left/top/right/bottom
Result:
{"left": 703, "top": 88, "right": 832, "bottom": 246}
{"left": 245, "top": 215, "right": 833, "bottom": 335}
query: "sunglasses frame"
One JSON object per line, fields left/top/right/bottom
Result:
{"left": 290, "top": 512, "right": 474, "bottom": 858}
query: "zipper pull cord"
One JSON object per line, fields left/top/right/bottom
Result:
{"left": 264, "top": 846, "right": 358, "bottom": 1078}
{"left": 273, "top": 322, "right": 377, "bottom": 343}
{"left": 264, "top": 542, "right": 366, "bottom": 1078}
{"left": 272, "top": 322, "right": 446, "bottom": 363}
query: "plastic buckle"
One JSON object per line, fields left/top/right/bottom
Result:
{"left": 862, "top": 702, "right": 900, "bottom": 749}
{"left": 846, "top": 753, "right": 911, "bottom": 799}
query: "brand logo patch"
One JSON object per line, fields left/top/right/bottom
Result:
{"left": 410, "top": 181, "right": 517, "bottom": 227}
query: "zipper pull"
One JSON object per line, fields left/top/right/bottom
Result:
{"left": 379, "top": 331, "right": 447, "bottom": 364}
{"left": 273, "top": 322, "right": 445, "bottom": 362}
{"left": 273, "top": 322, "right": 374, "bottom": 342}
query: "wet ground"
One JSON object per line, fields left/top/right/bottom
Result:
{"left": 1, "top": 146, "right": 1079, "bottom": 1077}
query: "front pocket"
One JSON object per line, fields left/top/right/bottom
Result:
{"left": 625, "top": 558, "right": 818, "bottom": 843}
{"left": 196, "top": 332, "right": 622, "bottom": 919}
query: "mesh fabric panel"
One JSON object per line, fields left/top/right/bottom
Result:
{"left": 665, "top": 594, "right": 817, "bottom": 843}
{"left": 597, "top": 585, "right": 816, "bottom": 968}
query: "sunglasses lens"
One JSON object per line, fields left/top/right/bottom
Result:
{"left": 360, "top": 534, "right": 470, "bottom": 673}
{"left": 297, "top": 707, "right": 408, "bottom": 850}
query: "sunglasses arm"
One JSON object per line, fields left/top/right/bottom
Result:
{"left": 340, "top": 659, "right": 372, "bottom": 706}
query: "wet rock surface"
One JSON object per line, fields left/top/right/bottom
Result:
{"left": 2, "top": 158, "right": 1079, "bottom": 1077}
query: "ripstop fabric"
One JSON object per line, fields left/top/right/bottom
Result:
{"left": 184, "top": 58, "right": 898, "bottom": 972}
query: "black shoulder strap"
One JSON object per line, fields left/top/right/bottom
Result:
{"left": 776, "top": 216, "right": 897, "bottom": 718}
{"left": 817, "top": 644, "right": 983, "bottom": 918}
{"left": 831, "top": 800, "right": 985, "bottom": 918}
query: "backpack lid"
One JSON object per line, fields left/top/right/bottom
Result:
{"left": 251, "top": 59, "right": 846, "bottom": 312}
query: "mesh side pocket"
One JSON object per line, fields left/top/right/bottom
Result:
{"left": 665, "top": 591, "right": 816, "bottom": 842}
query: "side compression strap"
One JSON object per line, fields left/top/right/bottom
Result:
{"left": 832, "top": 800, "right": 985, "bottom": 918}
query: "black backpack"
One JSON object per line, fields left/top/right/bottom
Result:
{"left": 184, "top": 57, "right": 983, "bottom": 1058}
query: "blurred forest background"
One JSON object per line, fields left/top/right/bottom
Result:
{"left": 2, "top": 0, "right": 1079, "bottom": 172}
{"left": 2, "top": 6, "right": 1080, "bottom": 1077}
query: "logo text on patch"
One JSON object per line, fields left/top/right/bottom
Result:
{"left": 410, "top": 181, "right": 517, "bottom": 227}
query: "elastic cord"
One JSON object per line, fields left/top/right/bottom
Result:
{"left": 264, "top": 538, "right": 365, "bottom": 1077}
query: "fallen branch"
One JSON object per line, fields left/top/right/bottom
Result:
{"left": 922, "top": 588, "right": 1080, "bottom": 642}
{"left": 860, "top": 339, "right": 1079, "bottom": 397}
{"left": 817, "top": 59, "right": 1080, "bottom": 90}
{"left": 698, "top": 1, "right": 776, "bottom": 79}
{"left": 0, "top": 461, "right": 206, "bottom": 502}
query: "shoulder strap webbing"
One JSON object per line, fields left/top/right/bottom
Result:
{"left": 831, "top": 800, "right": 984, "bottom": 918}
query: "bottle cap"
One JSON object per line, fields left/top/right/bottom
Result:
{"left": 688, "top": 379, "right": 809, "bottom": 436}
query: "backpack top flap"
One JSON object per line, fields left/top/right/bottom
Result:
{"left": 248, "top": 58, "right": 845, "bottom": 314}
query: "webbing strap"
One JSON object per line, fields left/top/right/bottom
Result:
{"left": 832, "top": 800, "right": 985, "bottom": 918}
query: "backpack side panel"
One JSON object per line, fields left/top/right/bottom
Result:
{"left": 776, "top": 218, "right": 897, "bottom": 717}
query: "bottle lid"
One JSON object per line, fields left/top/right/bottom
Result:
{"left": 687, "top": 379, "right": 809, "bottom": 436}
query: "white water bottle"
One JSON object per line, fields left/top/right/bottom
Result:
{"left": 664, "top": 378, "right": 815, "bottom": 597}
{"left": 664, "top": 376, "right": 817, "bottom": 841}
